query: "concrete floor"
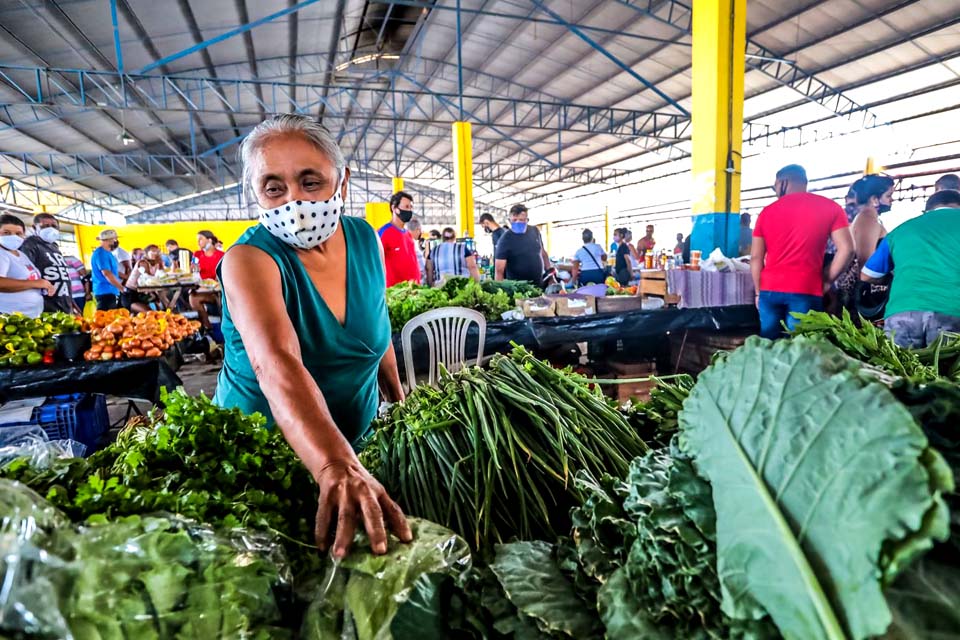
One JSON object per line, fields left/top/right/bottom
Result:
{"left": 105, "top": 357, "right": 222, "bottom": 427}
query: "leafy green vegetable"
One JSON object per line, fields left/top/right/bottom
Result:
{"left": 679, "top": 337, "right": 952, "bottom": 640}
{"left": 619, "top": 375, "right": 695, "bottom": 448}
{"left": 300, "top": 518, "right": 470, "bottom": 640}
{"left": 789, "top": 310, "right": 940, "bottom": 381}
{"left": 490, "top": 541, "right": 601, "bottom": 639}
{"left": 386, "top": 278, "right": 535, "bottom": 332}
{"left": 584, "top": 449, "right": 776, "bottom": 640}
{"left": 363, "top": 346, "right": 649, "bottom": 549}
{"left": 2, "top": 389, "right": 319, "bottom": 571}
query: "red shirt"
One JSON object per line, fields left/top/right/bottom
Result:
{"left": 753, "top": 192, "right": 848, "bottom": 296}
{"left": 194, "top": 249, "right": 225, "bottom": 280}
{"left": 378, "top": 223, "right": 421, "bottom": 287}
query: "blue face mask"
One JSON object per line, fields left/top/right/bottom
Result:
{"left": 510, "top": 221, "right": 527, "bottom": 234}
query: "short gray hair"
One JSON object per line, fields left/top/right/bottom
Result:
{"left": 406, "top": 217, "right": 422, "bottom": 232}
{"left": 239, "top": 114, "right": 346, "bottom": 204}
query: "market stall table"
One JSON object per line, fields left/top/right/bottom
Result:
{"left": 135, "top": 283, "right": 199, "bottom": 311}
{"left": 665, "top": 269, "right": 755, "bottom": 308}
{"left": 0, "top": 356, "right": 182, "bottom": 404}
{"left": 394, "top": 304, "right": 759, "bottom": 380}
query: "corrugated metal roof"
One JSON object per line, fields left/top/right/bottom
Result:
{"left": 0, "top": 0, "right": 957, "bottom": 222}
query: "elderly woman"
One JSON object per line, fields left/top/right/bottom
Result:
{"left": 214, "top": 114, "right": 410, "bottom": 558}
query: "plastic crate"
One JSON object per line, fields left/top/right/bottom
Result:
{"left": 2, "top": 394, "right": 110, "bottom": 455}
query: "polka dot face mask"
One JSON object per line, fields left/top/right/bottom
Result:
{"left": 257, "top": 178, "right": 345, "bottom": 250}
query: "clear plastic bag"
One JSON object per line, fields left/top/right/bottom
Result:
{"left": 301, "top": 518, "right": 472, "bottom": 640}
{"left": 0, "top": 424, "right": 85, "bottom": 469}
{"left": 0, "top": 500, "right": 295, "bottom": 640}
{"left": 0, "top": 479, "right": 74, "bottom": 638}
{"left": 63, "top": 514, "right": 293, "bottom": 639}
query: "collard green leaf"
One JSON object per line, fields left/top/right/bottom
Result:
{"left": 679, "top": 337, "right": 951, "bottom": 640}
{"left": 490, "top": 541, "right": 602, "bottom": 638}
{"left": 597, "top": 568, "right": 672, "bottom": 640}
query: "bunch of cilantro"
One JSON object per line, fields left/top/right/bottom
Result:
{"left": 1, "top": 389, "right": 320, "bottom": 570}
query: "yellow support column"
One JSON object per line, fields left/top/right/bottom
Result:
{"left": 690, "top": 0, "right": 746, "bottom": 257}
{"left": 364, "top": 202, "right": 392, "bottom": 231}
{"left": 604, "top": 206, "right": 611, "bottom": 251}
{"left": 545, "top": 222, "right": 553, "bottom": 254}
{"left": 392, "top": 177, "right": 404, "bottom": 193}
{"left": 452, "top": 121, "right": 475, "bottom": 237}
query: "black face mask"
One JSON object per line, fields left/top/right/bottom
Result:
{"left": 878, "top": 203, "right": 892, "bottom": 214}
{"left": 443, "top": 236, "right": 455, "bottom": 241}
{"left": 483, "top": 226, "right": 492, "bottom": 234}
{"left": 397, "top": 209, "right": 414, "bottom": 223}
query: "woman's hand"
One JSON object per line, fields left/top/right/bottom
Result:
{"left": 314, "top": 457, "right": 412, "bottom": 557}
{"left": 34, "top": 279, "right": 56, "bottom": 296}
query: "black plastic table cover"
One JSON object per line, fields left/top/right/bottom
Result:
{"left": 393, "top": 304, "right": 759, "bottom": 376}
{"left": 0, "top": 358, "right": 183, "bottom": 403}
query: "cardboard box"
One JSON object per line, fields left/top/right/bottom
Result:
{"left": 554, "top": 294, "right": 596, "bottom": 317}
{"left": 520, "top": 296, "right": 557, "bottom": 318}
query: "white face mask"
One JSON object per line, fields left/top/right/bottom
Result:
{"left": 257, "top": 177, "right": 344, "bottom": 250}
{"left": 37, "top": 227, "right": 60, "bottom": 243}
{"left": 0, "top": 235, "right": 24, "bottom": 251}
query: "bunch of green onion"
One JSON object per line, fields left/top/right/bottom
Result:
{"left": 362, "top": 347, "right": 649, "bottom": 549}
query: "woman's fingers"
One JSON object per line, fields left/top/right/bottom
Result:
{"left": 333, "top": 498, "right": 358, "bottom": 559}
{"left": 380, "top": 493, "right": 412, "bottom": 543}
{"left": 358, "top": 490, "right": 388, "bottom": 554}
{"left": 314, "top": 490, "right": 335, "bottom": 550}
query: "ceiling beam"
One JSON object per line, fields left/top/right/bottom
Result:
{"left": 138, "top": 0, "right": 322, "bottom": 74}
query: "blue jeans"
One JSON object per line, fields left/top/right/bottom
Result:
{"left": 758, "top": 291, "right": 823, "bottom": 339}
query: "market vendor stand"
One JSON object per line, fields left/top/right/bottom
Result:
{"left": 393, "top": 304, "right": 759, "bottom": 384}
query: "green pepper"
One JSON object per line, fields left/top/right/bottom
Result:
{"left": 25, "top": 351, "right": 43, "bottom": 366}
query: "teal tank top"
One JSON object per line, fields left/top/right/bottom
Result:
{"left": 214, "top": 216, "right": 390, "bottom": 446}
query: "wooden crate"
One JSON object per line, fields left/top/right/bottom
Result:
{"left": 669, "top": 330, "right": 753, "bottom": 374}
{"left": 640, "top": 270, "right": 681, "bottom": 305}
{"left": 596, "top": 295, "right": 644, "bottom": 314}
{"left": 605, "top": 360, "right": 658, "bottom": 404}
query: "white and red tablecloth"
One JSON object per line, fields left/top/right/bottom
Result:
{"left": 666, "top": 270, "right": 755, "bottom": 309}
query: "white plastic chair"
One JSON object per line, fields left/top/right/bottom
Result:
{"left": 400, "top": 307, "right": 486, "bottom": 389}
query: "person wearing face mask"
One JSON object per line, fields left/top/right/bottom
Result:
{"left": 427, "top": 227, "right": 480, "bottom": 285}
{"left": 378, "top": 191, "right": 421, "bottom": 287}
{"left": 124, "top": 244, "right": 165, "bottom": 313}
{"left": 861, "top": 189, "right": 960, "bottom": 347}
{"left": 214, "top": 114, "right": 410, "bottom": 560}
{"left": 614, "top": 228, "right": 635, "bottom": 286}
{"left": 751, "top": 164, "right": 854, "bottom": 339}
{"left": 405, "top": 218, "right": 428, "bottom": 283}
{"left": 0, "top": 214, "right": 55, "bottom": 317}
{"left": 90, "top": 229, "right": 126, "bottom": 311}
{"left": 478, "top": 213, "right": 507, "bottom": 251}
{"left": 189, "top": 230, "right": 225, "bottom": 330}
{"left": 20, "top": 213, "right": 75, "bottom": 313}
{"left": 832, "top": 174, "right": 895, "bottom": 321}
{"left": 494, "top": 204, "right": 549, "bottom": 285}
{"left": 112, "top": 239, "right": 132, "bottom": 283}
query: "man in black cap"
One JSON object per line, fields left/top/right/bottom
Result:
{"left": 494, "top": 204, "right": 550, "bottom": 285}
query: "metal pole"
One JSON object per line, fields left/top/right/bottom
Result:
{"left": 456, "top": 0, "right": 464, "bottom": 120}
{"left": 109, "top": 0, "right": 125, "bottom": 101}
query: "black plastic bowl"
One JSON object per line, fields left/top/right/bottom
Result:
{"left": 55, "top": 332, "right": 91, "bottom": 363}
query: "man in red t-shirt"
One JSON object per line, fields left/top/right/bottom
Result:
{"left": 378, "top": 191, "right": 422, "bottom": 287}
{"left": 752, "top": 164, "right": 854, "bottom": 339}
